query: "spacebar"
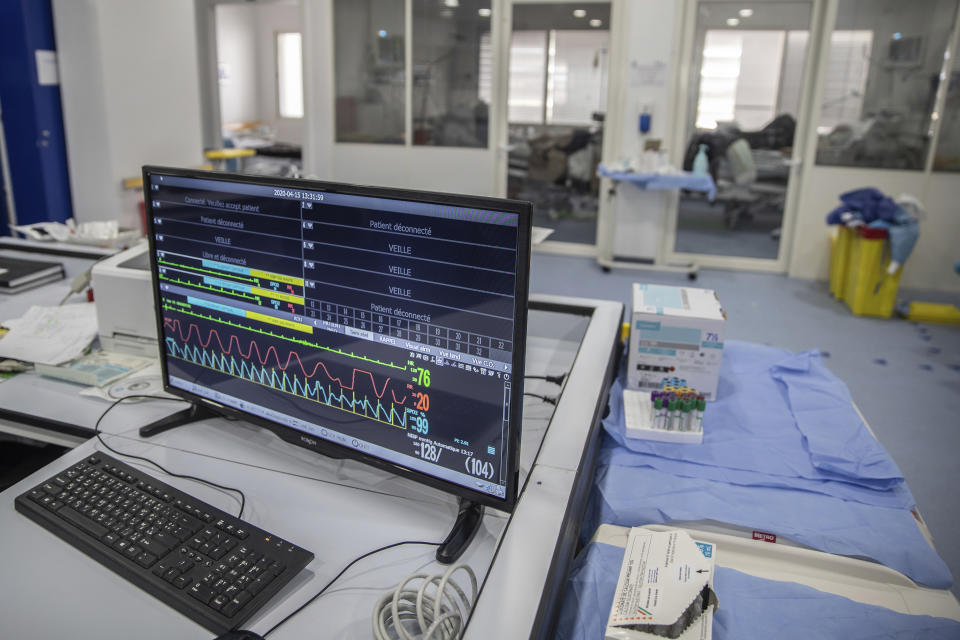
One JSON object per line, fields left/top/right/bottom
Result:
{"left": 56, "top": 506, "right": 109, "bottom": 539}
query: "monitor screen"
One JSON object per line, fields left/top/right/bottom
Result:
{"left": 143, "top": 167, "right": 530, "bottom": 510}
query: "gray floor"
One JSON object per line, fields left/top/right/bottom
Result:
{"left": 529, "top": 252, "right": 960, "bottom": 596}
{"left": 675, "top": 197, "right": 783, "bottom": 259}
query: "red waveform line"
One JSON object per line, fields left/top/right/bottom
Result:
{"left": 163, "top": 317, "right": 407, "bottom": 405}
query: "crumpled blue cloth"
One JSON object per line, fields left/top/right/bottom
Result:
{"left": 826, "top": 187, "right": 903, "bottom": 225}
{"left": 597, "top": 436, "right": 914, "bottom": 510}
{"left": 582, "top": 463, "right": 953, "bottom": 589}
{"left": 556, "top": 542, "right": 960, "bottom": 640}
{"left": 869, "top": 217, "right": 920, "bottom": 267}
{"left": 825, "top": 187, "right": 920, "bottom": 267}
{"left": 770, "top": 350, "right": 904, "bottom": 484}
{"left": 603, "top": 341, "right": 911, "bottom": 508}
{"left": 597, "top": 165, "right": 718, "bottom": 201}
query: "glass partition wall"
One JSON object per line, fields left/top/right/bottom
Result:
{"left": 815, "top": 0, "right": 960, "bottom": 171}
{"left": 670, "top": 0, "right": 960, "bottom": 273}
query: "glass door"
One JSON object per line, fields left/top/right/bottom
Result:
{"left": 328, "top": 0, "right": 502, "bottom": 197}
{"left": 505, "top": 2, "right": 611, "bottom": 249}
{"left": 668, "top": 0, "right": 816, "bottom": 267}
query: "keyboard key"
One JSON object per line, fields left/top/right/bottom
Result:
{"left": 188, "top": 582, "right": 215, "bottom": 605}
{"left": 138, "top": 536, "right": 171, "bottom": 557}
{"left": 248, "top": 576, "right": 269, "bottom": 595}
{"left": 233, "top": 590, "right": 252, "bottom": 607}
{"left": 210, "top": 594, "right": 229, "bottom": 611}
{"left": 136, "top": 552, "right": 158, "bottom": 568}
{"left": 57, "top": 506, "right": 109, "bottom": 539}
{"left": 154, "top": 530, "right": 178, "bottom": 547}
{"left": 152, "top": 560, "right": 171, "bottom": 578}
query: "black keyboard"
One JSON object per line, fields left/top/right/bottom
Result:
{"left": 15, "top": 452, "right": 314, "bottom": 634}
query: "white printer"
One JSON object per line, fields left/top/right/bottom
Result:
{"left": 90, "top": 243, "right": 159, "bottom": 358}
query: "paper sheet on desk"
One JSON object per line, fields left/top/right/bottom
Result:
{"left": 0, "top": 304, "right": 97, "bottom": 365}
{"left": 532, "top": 226, "right": 555, "bottom": 245}
{"left": 80, "top": 362, "right": 179, "bottom": 401}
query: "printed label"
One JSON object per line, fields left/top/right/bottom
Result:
{"left": 752, "top": 531, "right": 777, "bottom": 543}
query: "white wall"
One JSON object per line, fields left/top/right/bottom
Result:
{"left": 608, "top": 0, "right": 682, "bottom": 261}
{"left": 216, "top": 4, "right": 260, "bottom": 124}
{"left": 302, "top": 0, "right": 334, "bottom": 179}
{"left": 788, "top": 167, "right": 960, "bottom": 293}
{"left": 53, "top": 0, "right": 205, "bottom": 227}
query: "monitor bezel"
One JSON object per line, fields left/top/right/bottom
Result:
{"left": 142, "top": 165, "right": 530, "bottom": 512}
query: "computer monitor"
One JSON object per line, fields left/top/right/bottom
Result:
{"left": 142, "top": 167, "right": 530, "bottom": 515}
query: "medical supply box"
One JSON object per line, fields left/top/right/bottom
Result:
{"left": 627, "top": 284, "right": 725, "bottom": 400}
{"left": 605, "top": 528, "right": 717, "bottom": 640}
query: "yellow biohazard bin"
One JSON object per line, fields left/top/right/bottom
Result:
{"left": 829, "top": 226, "right": 854, "bottom": 299}
{"left": 842, "top": 226, "right": 900, "bottom": 318}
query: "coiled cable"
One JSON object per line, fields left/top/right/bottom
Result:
{"left": 372, "top": 563, "right": 478, "bottom": 640}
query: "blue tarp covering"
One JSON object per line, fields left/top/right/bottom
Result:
{"left": 582, "top": 463, "right": 952, "bottom": 588}
{"left": 597, "top": 165, "right": 718, "bottom": 201}
{"left": 588, "top": 340, "right": 952, "bottom": 588}
{"left": 556, "top": 542, "right": 960, "bottom": 640}
{"left": 602, "top": 341, "right": 914, "bottom": 509}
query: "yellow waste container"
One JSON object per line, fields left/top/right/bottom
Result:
{"left": 842, "top": 227, "right": 900, "bottom": 318}
{"left": 829, "top": 226, "right": 854, "bottom": 299}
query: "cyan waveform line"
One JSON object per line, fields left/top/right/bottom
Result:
{"left": 162, "top": 317, "right": 407, "bottom": 402}
{"left": 166, "top": 337, "right": 407, "bottom": 428}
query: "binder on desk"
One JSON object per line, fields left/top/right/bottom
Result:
{"left": 0, "top": 256, "right": 66, "bottom": 294}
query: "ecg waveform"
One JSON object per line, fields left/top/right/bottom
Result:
{"left": 163, "top": 317, "right": 409, "bottom": 428}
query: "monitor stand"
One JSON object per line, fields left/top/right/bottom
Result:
{"left": 138, "top": 401, "right": 221, "bottom": 438}
{"left": 436, "top": 498, "right": 485, "bottom": 564}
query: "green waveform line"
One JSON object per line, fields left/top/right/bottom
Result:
{"left": 162, "top": 303, "right": 408, "bottom": 371}
{"left": 158, "top": 273, "right": 260, "bottom": 303}
{"left": 158, "top": 258, "right": 258, "bottom": 284}
{"left": 166, "top": 341, "right": 407, "bottom": 429}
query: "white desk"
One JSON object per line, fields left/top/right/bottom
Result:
{"left": 0, "top": 243, "right": 124, "bottom": 446}
{"left": 0, "top": 294, "right": 623, "bottom": 639}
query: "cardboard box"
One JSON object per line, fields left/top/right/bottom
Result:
{"left": 627, "top": 284, "right": 725, "bottom": 400}
{"left": 605, "top": 528, "right": 717, "bottom": 640}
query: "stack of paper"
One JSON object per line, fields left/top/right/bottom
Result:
{"left": 0, "top": 304, "right": 98, "bottom": 365}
